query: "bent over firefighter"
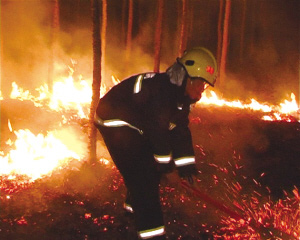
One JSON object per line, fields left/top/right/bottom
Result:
{"left": 94, "top": 47, "right": 218, "bottom": 240}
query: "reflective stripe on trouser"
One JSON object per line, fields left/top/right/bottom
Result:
{"left": 154, "top": 154, "right": 171, "bottom": 164}
{"left": 174, "top": 156, "right": 195, "bottom": 167}
{"left": 96, "top": 124, "right": 164, "bottom": 239}
{"left": 138, "top": 226, "right": 165, "bottom": 239}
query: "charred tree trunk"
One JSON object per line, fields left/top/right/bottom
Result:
{"left": 187, "top": 0, "right": 194, "bottom": 44}
{"left": 219, "top": 0, "right": 231, "bottom": 87}
{"left": 89, "top": 0, "right": 101, "bottom": 163}
{"left": 121, "top": 0, "right": 127, "bottom": 46}
{"left": 125, "top": 0, "right": 133, "bottom": 63}
{"left": 239, "top": 0, "right": 247, "bottom": 62}
{"left": 178, "top": 0, "right": 187, "bottom": 56}
{"left": 153, "top": 0, "right": 164, "bottom": 73}
{"left": 0, "top": 4, "right": 2, "bottom": 92}
{"left": 48, "top": 0, "right": 59, "bottom": 93}
{"left": 217, "top": 0, "right": 224, "bottom": 78}
{"left": 249, "top": 0, "right": 259, "bottom": 56}
{"left": 101, "top": 0, "right": 107, "bottom": 79}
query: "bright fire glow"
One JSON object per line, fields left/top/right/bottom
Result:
{"left": 2, "top": 63, "right": 299, "bottom": 182}
{"left": 9, "top": 65, "right": 115, "bottom": 119}
{"left": 0, "top": 129, "right": 83, "bottom": 181}
{"left": 1, "top": 62, "right": 300, "bottom": 237}
{"left": 199, "top": 90, "right": 299, "bottom": 121}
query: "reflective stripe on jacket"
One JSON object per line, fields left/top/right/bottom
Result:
{"left": 138, "top": 225, "right": 165, "bottom": 239}
{"left": 95, "top": 72, "right": 195, "bottom": 167}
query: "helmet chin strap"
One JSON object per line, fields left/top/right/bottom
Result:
{"left": 166, "top": 62, "right": 187, "bottom": 87}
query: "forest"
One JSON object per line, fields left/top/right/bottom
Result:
{"left": 1, "top": 0, "right": 300, "bottom": 239}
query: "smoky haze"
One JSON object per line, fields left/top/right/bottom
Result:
{"left": 1, "top": 0, "right": 299, "bottom": 103}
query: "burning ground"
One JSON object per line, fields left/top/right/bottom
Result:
{"left": 1, "top": 70, "right": 300, "bottom": 240}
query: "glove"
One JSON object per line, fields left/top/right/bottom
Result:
{"left": 177, "top": 164, "right": 198, "bottom": 184}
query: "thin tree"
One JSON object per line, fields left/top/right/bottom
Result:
{"left": 101, "top": 0, "right": 107, "bottom": 79}
{"left": 178, "top": 0, "right": 187, "bottom": 56}
{"left": 88, "top": 0, "right": 101, "bottom": 163}
{"left": 125, "top": 0, "right": 133, "bottom": 62}
{"left": 153, "top": 0, "right": 164, "bottom": 73}
{"left": 0, "top": 3, "right": 3, "bottom": 92}
{"left": 219, "top": 0, "right": 231, "bottom": 87}
{"left": 217, "top": 0, "right": 224, "bottom": 76}
{"left": 239, "top": 0, "right": 247, "bottom": 62}
{"left": 48, "top": 0, "right": 59, "bottom": 93}
{"left": 121, "top": 0, "right": 127, "bottom": 46}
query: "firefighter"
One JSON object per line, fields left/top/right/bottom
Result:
{"left": 94, "top": 47, "right": 218, "bottom": 240}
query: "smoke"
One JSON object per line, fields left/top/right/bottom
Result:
{"left": 2, "top": 2, "right": 52, "bottom": 95}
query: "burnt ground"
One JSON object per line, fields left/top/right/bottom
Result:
{"left": 1, "top": 100, "right": 300, "bottom": 240}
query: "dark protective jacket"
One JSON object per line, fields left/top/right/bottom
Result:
{"left": 95, "top": 72, "right": 195, "bottom": 168}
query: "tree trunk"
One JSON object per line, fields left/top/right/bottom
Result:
{"left": 217, "top": 0, "right": 224, "bottom": 77}
{"left": 48, "top": 0, "right": 59, "bottom": 93}
{"left": 187, "top": 0, "right": 194, "bottom": 43}
{"left": 125, "top": 0, "right": 133, "bottom": 63}
{"left": 153, "top": 0, "right": 164, "bottom": 73}
{"left": 239, "top": 0, "right": 247, "bottom": 62}
{"left": 89, "top": 0, "right": 101, "bottom": 163}
{"left": 121, "top": 0, "right": 127, "bottom": 46}
{"left": 0, "top": 3, "right": 3, "bottom": 93}
{"left": 219, "top": 0, "right": 231, "bottom": 87}
{"left": 178, "top": 0, "right": 187, "bottom": 56}
{"left": 101, "top": 0, "right": 107, "bottom": 79}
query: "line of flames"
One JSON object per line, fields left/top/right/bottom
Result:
{"left": 1, "top": 65, "right": 300, "bottom": 238}
{"left": 0, "top": 66, "right": 299, "bottom": 182}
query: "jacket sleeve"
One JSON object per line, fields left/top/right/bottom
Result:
{"left": 144, "top": 104, "right": 173, "bottom": 165}
{"left": 169, "top": 100, "right": 196, "bottom": 168}
{"left": 170, "top": 124, "right": 196, "bottom": 168}
{"left": 133, "top": 77, "right": 173, "bottom": 165}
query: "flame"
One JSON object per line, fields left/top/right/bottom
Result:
{"left": 2, "top": 63, "right": 116, "bottom": 181}
{"left": 3, "top": 62, "right": 299, "bottom": 183}
{"left": 199, "top": 90, "right": 299, "bottom": 121}
{"left": 9, "top": 65, "right": 116, "bottom": 119}
{"left": 0, "top": 128, "right": 83, "bottom": 181}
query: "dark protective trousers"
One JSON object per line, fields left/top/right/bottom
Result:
{"left": 97, "top": 125, "right": 165, "bottom": 239}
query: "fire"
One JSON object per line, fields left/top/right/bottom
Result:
{"left": 0, "top": 128, "right": 83, "bottom": 181}
{"left": 9, "top": 64, "right": 112, "bottom": 119}
{"left": 2, "top": 62, "right": 299, "bottom": 183}
{"left": 2, "top": 63, "right": 116, "bottom": 182}
{"left": 199, "top": 90, "right": 299, "bottom": 121}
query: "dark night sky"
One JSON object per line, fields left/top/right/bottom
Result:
{"left": 1, "top": 0, "right": 299, "bottom": 103}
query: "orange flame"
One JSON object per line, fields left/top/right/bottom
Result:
{"left": 0, "top": 128, "right": 84, "bottom": 181}
{"left": 199, "top": 90, "right": 299, "bottom": 121}
{"left": 3, "top": 63, "right": 299, "bottom": 182}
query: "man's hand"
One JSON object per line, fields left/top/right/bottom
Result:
{"left": 177, "top": 164, "right": 198, "bottom": 184}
